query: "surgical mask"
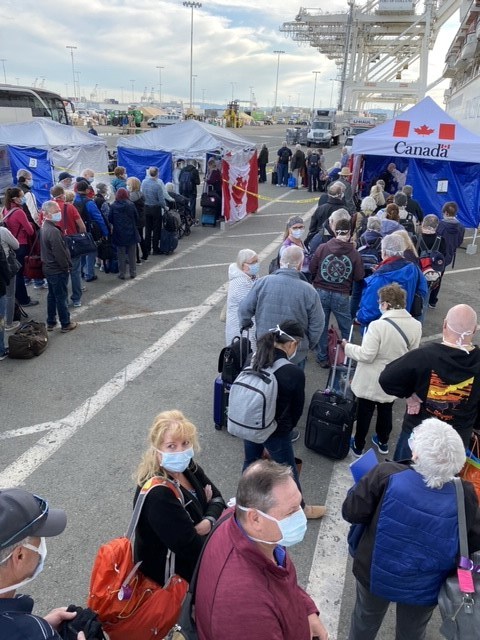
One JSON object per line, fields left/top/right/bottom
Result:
{"left": 0, "top": 537, "right": 47, "bottom": 595}
{"left": 17, "top": 197, "right": 26, "bottom": 206}
{"left": 51, "top": 212, "right": 62, "bottom": 223}
{"left": 247, "top": 263, "right": 260, "bottom": 277}
{"left": 157, "top": 447, "right": 194, "bottom": 473}
{"left": 288, "top": 346, "right": 298, "bottom": 361}
{"left": 237, "top": 505, "right": 307, "bottom": 547}
{"left": 378, "top": 303, "right": 385, "bottom": 315}
{"left": 25, "top": 179, "right": 33, "bottom": 187}
{"left": 291, "top": 229, "right": 304, "bottom": 239}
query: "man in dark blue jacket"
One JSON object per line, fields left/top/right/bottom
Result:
{"left": 343, "top": 419, "right": 480, "bottom": 640}
{"left": 74, "top": 181, "right": 108, "bottom": 282}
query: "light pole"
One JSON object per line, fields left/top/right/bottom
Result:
{"left": 201, "top": 88, "right": 206, "bottom": 110}
{"left": 130, "top": 79, "right": 135, "bottom": 102}
{"left": 183, "top": 1, "right": 202, "bottom": 110}
{"left": 156, "top": 65, "right": 164, "bottom": 106}
{"left": 75, "top": 72, "right": 81, "bottom": 101}
{"left": 230, "top": 82, "right": 236, "bottom": 101}
{"left": 120, "top": 86, "right": 124, "bottom": 103}
{"left": 272, "top": 50, "right": 285, "bottom": 118}
{"left": 0, "top": 59, "right": 7, "bottom": 84}
{"left": 328, "top": 78, "right": 341, "bottom": 108}
{"left": 66, "top": 46, "right": 77, "bottom": 100}
{"left": 312, "top": 71, "right": 321, "bottom": 114}
{"left": 192, "top": 74, "right": 197, "bottom": 107}
{"left": 249, "top": 86, "right": 254, "bottom": 110}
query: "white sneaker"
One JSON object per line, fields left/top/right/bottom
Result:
{"left": 5, "top": 321, "right": 21, "bottom": 332}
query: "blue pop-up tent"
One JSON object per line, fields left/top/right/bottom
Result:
{"left": 351, "top": 97, "right": 480, "bottom": 229}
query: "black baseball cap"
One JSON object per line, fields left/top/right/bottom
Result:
{"left": 58, "top": 171, "right": 74, "bottom": 181}
{"left": 0, "top": 488, "right": 67, "bottom": 550}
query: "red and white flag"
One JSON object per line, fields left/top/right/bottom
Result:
{"left": 222, "top": 151, "right": 258, "bottom": 222}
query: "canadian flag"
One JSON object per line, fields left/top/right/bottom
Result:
{"left": 393, "top": 120, "right": 456, "bottom": 140}
{"left": 222, "top": 151, "right": 258, "bottom": 222}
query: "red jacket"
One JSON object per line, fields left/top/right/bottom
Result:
{"left": 196, "top": 514, "right": 318, "bottom": 640}
{"left": 3, "top": 207, "right": 35, "bottom": 245}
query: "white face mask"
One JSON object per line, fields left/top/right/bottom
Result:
{"left": 25, "top": 179, "right": 33, "bottom": 187}
{"left": 291, "top": 229, "right": 304, "bottom": 240}
{"left": 0, "top": 537, "right": 47, "bottom": 594}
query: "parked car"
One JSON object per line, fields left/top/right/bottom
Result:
{"left": 277, "top": 117, "right": 286, "bottom": 124}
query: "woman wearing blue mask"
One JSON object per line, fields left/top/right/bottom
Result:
{"left": 280, "top": 215, "right": 312, "bottom": 282}
{"left": 133, "top": 410, "right": 226, "bottom": 587}
{"left": 225, "top": 248, "right": 259, "bottom": 350}
{"left": 242, "top": 321, "right": 326, "bottom": 520}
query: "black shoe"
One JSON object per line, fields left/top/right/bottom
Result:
{"left": 290, "top": 429, "right": 300, "bottom": 443}
{"left": 24, "top": 300, "right": 39, "bottom": 307}
{"left": 152, "top": 250, "right": 162, "bottom": 255}
{"left": 136, "top": 259, "right": 141, "bottom": 264}
{"left": 85, "top": 275, "right": 98, "bottom": 282}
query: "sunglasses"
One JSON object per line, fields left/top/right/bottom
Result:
{"left": 0, "top": 495, "right": 48, "bottom": 550}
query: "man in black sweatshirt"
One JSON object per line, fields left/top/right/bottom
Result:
{"left": 40, "top": 201, "right": 77, "bottom": 333}
{"left": 379, "top": 304, "right": 480, "bottom": 458}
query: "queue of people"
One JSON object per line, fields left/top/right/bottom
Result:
{"left": 1, "top": 149, "right": 479, "bottom": 640}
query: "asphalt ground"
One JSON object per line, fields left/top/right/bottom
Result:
{"left": 1, "top": 125, "right": 479, "bottom": 638}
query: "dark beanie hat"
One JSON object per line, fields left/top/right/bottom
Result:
{"left": 76, "top": 180, "right": 90, "bottom": 193}
{"left": 116, "top": 187, "right": 129, "bottom": 201}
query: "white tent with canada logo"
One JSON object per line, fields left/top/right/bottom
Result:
{"left": 351, "top": 96, "right": 480, "bottom": 229}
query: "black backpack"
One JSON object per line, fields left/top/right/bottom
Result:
{"left": 280, "top": 148, "right": 290, "bottom": 164}
{"left": 217, "top": 335, "right": 252, "bottom": 385}
{"left": 309, "top": 153, "right": 320, "bottom": 167}
{"left": 417, "top": 236, "right": 445, "bottom": 288}
{"left": 74, "top": 198, "right": 103, "bottom": 241}
{"left": 358, "top": 237, "right": 382, "bottom": 277}
{"left": 179, "top": 168, "right": 195, "bottom": 198}
{"left": 399, "top": 212, "right": 416, "bottom": 235}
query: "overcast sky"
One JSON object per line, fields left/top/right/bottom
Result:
{"left": 0, "top": 0, "right": 459, "bottom": 109}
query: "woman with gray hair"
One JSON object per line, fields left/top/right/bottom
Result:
{"left": 356, "top": 233, "right": 428, "bottom": 326}
{"left": 343, "top": 418, "right": 480, "bottom": 640}
{"left": 225, "top": 248, "right": 259, "bottom": 348}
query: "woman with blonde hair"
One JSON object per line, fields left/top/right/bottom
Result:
{"left": 370, "top": 184, "right": 386, "bottom": 211}
{"left": 134, "top": 410, "right": 225, "bottom": 586}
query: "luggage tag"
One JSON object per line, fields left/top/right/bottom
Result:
{"left": 457, "top": 567, "right": 475, "bottom": 594}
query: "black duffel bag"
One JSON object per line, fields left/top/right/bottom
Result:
{"left": 66, "top": 232, "right": 98, "bottom": 258}
{"left": 8, "top": 321, "right": 48, "bottom": 359}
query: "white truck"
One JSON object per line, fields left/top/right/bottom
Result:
{"left": 305, "top": 108, "right": 343, "bottom": 147}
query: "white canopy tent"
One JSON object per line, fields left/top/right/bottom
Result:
{"left": 0, "top": 119, "right": 108, "bottom": 203}
{"left": 117, "top": 119, "right": 254, "bottom": 156}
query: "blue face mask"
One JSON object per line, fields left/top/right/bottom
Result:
{"left": 51, "top": 212, "right": 62, "bottom": 223}
{"left": 247, "top": 262, "right": 260, "bottom": 277}
{"left": 237, "top": 505, "right": 307, "bottom": 547}
{"left": 157, "top": 447, "right": 194, "bottom": 473}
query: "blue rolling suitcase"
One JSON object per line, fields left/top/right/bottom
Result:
{"left": 201, "top": 207, "right": 217, "bottom": 227}
{"left": 159, "top": 228, "right": 178, "bottom": 254}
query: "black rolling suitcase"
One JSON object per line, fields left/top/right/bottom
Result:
{"left": 159, "top": 228, "right": 178, "bottom": 254}
{"left": 305, "top": 326, "right": 356, "bottom": 459}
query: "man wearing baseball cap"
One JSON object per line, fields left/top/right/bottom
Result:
{"left": 0, "top": 487, "right": 82, "bottom": 638}
{"left": 57, "top": 172, "right": 74, "bottom": 189}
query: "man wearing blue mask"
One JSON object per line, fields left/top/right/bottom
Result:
{"left": 0, "top": 487, "right": 83, "bottom": 638}
{"left": 196, "top": 460, "right": 329, "bottom": 640}
{"left": 39, "top": 201, "right": 77, "bottom": 333}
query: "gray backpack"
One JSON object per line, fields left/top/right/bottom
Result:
{"left": 227, "top": 358, "right": 292, "bottom": 443}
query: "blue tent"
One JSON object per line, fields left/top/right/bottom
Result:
{"left": 351, "top": 97, "right": 480, "bottom": 228}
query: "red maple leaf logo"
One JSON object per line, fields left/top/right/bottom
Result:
{"left": 414, "top": 124, "right": 435, "bottom": 136}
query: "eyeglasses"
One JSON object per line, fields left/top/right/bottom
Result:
{"left": 0, "top": 495, "right": 48, "bottom": 550}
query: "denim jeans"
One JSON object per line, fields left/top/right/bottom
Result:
{"left": 0, "top": 294, "right": 6, "bottom": 353}
{"left": 82, "top": 251, "right": 97, "bottom": 280}
{"left": 243, "top": 432, "right": 302, "bottom": 497}
{"left": 348, "top": 579, "right": 435, "bottom": 640}
{"left": 70, "top": 255, "right": 82, "bottom": 304}
{"left": 5, "top": 276, "right": 16, "bottom": 326}
{"left": 46, "top": 272, "right": 71, "bottom": 328}
{"left": 316, "top": 289, "right": 352, "bottom": 362}
{"left": 277, "top": 163, "right": 288, "bottom": 186}
{"left": 393, "top": 430, "right": 412, "bottom": 461}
